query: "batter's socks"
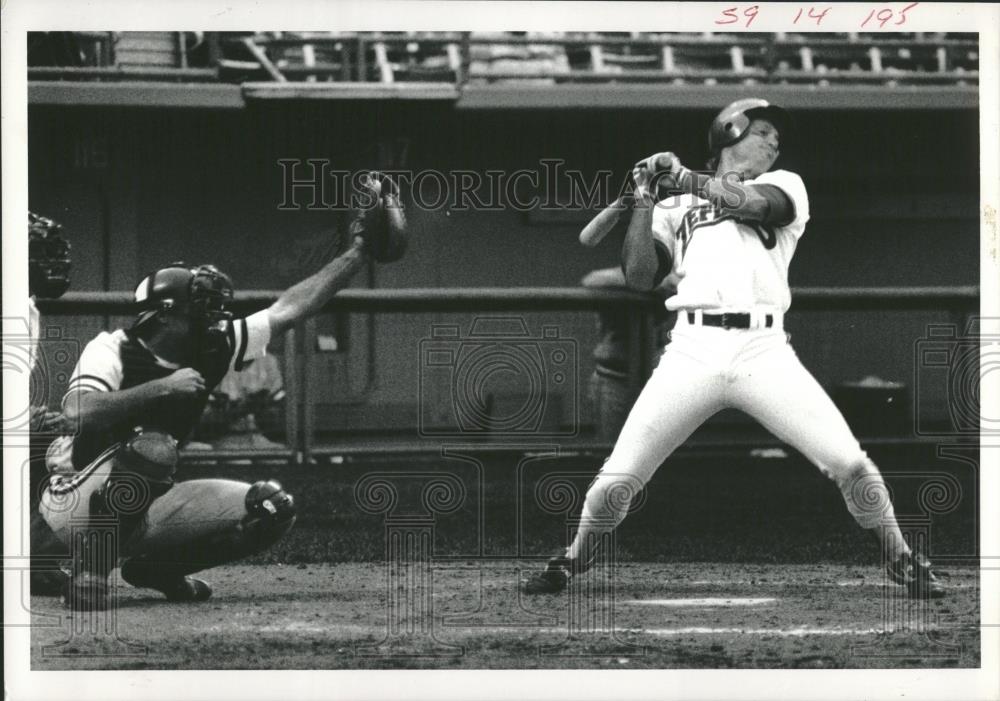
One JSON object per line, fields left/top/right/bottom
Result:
{"left": 871, "top": 523, "right": 909, "bottom": 563}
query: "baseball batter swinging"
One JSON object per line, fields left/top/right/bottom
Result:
{"left": 524, "top": 99, "right": 945, "bottom": 599}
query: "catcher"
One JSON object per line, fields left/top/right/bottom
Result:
{"left": 37, "top": 173, "right": 407, "bottom": 610}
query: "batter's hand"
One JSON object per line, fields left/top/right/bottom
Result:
{"left": 158, "top": 368, "right": 206, "bottom": 397}
{"left": 638, "top": 152, "right": 687, "bottom": 196}
{"left": 639, "top": 152, "right": 682, "bottom": 175}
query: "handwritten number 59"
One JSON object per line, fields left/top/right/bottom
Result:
{"left": 716, "top": 5, "right": 760, "bottom": 28}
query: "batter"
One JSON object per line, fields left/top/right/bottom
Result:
{"left": 524, "top": 99, "right": 945, "bottom": 599}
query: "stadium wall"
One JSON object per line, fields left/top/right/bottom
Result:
{"left": 27, "top": 102, "right": 979, "bottom": 436}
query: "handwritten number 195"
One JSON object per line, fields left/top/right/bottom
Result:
{"left": 861, "top": 2, "right": 919, "bottom": 28}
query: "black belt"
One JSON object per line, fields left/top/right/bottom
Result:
{"left": 687, "top": 311, "right": 773, "bottom": 330}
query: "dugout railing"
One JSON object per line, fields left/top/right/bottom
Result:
{"left": 35, "top": 285, "right": 979, "bottom": 465}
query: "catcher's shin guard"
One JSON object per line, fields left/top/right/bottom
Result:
{"left": 121, "top": 479, "right": 296, "bottom": 592}
{"left": 65, "top": 429, "right": 177, "bottom": 609}
{"left": 77, "top": 430, "right": 177, "bottom": 575}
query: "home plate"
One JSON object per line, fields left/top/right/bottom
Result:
{"left": 624, "top": 597, "right": 777, "bottom": 607}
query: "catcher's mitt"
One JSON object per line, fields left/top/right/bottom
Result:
{"left": 350, "top": 172, "right": 408, "bottom": 263}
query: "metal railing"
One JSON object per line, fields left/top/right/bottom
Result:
{"left": 35, "top": 285, "right": 979, "bottom": 464}
{"left": 28, "top": 32, "right": 979, "bottom": 88}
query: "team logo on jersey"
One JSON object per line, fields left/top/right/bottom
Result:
{"left": 675, "top": 204, "right": 735, "bottom": 257}
{"left": 675, "top": 204, "right": 778, "bottom": 256}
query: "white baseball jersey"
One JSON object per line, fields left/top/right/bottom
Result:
{"left": 47, "top": 310, "right": 272, "bottom": 473}
{"left": 651, "top": 169, "right": 809, "bottom": 313}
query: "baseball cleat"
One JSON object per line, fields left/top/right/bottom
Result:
{"left": 523, "top": 556, "right": 573, "bottom": 595}
{"left": 121, "top": 561, "right": 213, "bottom": 602}
{"left": 886, "top": 551, "right": 946, "bottom": 599}
{"left": 159, "top": 576, "right": 213, "bottom": 603}
{"left": 62, "top": 572, "right": 110, "bottom": 611}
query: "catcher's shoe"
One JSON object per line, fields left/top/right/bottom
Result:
{"left": 31, "top": 567, "right": 70, "bottom": 597}
{"left": 62, "top": 572, "right": 110, "bottom": 611}
{"left": 886, "top": 551, "right": 946, "bottom": 599}
{"left": 523, "top": 556, "right": 573, "bottom": 595}
{"left": 120, "top": 561, "right": 213, "bottom": 603}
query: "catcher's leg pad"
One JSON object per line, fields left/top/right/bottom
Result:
{"left": 95, "top": 428, "right": 178, "bottom": 512}
{"left": 122, "top": 479, "right": 296, "bottom": 583}
{"left": 77, "top": 429, "right": 179, "bottom": 577}
{"left": 836, "top": 456, "right": 897, "bottom": 530}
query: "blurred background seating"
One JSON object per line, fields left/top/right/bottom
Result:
{"left": 28, "top": 31, "right": 979, "bottom": 88}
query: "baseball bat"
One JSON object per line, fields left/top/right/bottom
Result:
{"left": 579, "top": 197, "right": 629, "bottom": 247}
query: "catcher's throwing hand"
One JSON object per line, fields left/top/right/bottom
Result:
{"left": 350, "top": 171, "right": 408, "bottom": 263}
{"left": 30, "top": 405, "right": 69, "bottom": 433}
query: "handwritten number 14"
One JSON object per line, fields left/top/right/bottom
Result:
{"left": 794, "top": 7, "right": 831, "bottom": 25}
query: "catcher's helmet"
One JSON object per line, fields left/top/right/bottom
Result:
{"left": 29, "top": 212, "right": 71, "bottom": 299}
{"left": 708, "top": 98, "right": 791, "bottom": 157}
{"left": 132, "top": 262, "right": 234, "bottom": 330}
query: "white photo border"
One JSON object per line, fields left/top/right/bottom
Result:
{"left": 3, "top": 2, "right": 998, "bottom": 700}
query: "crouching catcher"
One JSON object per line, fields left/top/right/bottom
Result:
{"left": 38, "top": 172, "right": 407, "bottom": 609}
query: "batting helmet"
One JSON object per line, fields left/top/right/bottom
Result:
{"left": 708, "top": 98, "right": 791, "bottom": 157}
{"left": 132, "top": 262, "right": 234, "bottom": 331}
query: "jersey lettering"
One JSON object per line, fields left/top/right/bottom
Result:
{"left": 676, "top": 203, "right": 778, "bottom": 255}
{"left": 675, "top": 204, "right": 737, "bottom": 258}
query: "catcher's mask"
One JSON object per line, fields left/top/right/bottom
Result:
{"left": 29, "top": 212, "right": 71, "bottom": 299}
{"left": 132, "top": 262, "right": 234, "bottom": 337}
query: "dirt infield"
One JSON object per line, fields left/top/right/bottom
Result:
{"left": 29, "top": 561, "right": 979, "bottom": 670}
